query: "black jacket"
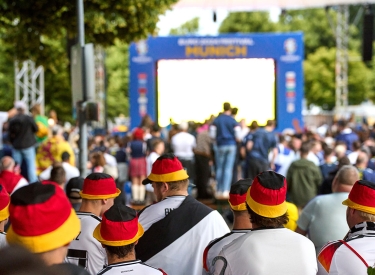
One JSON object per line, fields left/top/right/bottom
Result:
{"left": 8, "top": 113, "right": 38, "bottom": 149}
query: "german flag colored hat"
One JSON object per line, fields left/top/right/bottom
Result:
{"left": 246, "top": 171, "right": 288, "bottom": 218}
{"left": 229, "top": 178, "right": 253, "bottom": 211}
{"left": 80, "top": 173, "right": 121, "bottom": 199}
{"left": 6, "top": 183, "right": 80, "bottom": 253}
{"left": 93, "top": 204, "right": 144, "bottom": 246}
{"left": 142, "top": 153, "right": 189, "bottom": 185}
{"left": 0, "top": 184, "right": 10, "bottom": 221}
{"left": 342, "top": 180, "right": 375, "bottom": 215}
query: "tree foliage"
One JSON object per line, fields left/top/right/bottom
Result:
{"left": 219, "top": 12, "right": 279, "bottom": 33}
{"left": 169, "top": 17, "right": 199, "bottom": 35}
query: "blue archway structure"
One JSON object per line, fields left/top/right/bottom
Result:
{"left": 129, "top": 33, "right": 304, "bottom": 131}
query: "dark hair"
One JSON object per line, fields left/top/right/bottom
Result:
{"left": 61, "top": 151, "right": 70, "bottom": 162}
{"left": 352, "top": 140, "right": 362, "bottom": 151}
{"left": 151, "top": 138, "right": 163, "bottom": 151}
{"left": 50, "top": 165, "right": 66, "bottom": 185}
{"left": 266, "top": 120, "right": 275, "bottom": 127}
{"left": 323, "top": 147, "right": 334, "bottom": 158}
{"left": 231, "top": 107, "right": 238, "bottom": 116}
{"left": 249, "top": 121, "right": 259, "bottom": 131}
{"left": 247, "top": 205, "right": 289, "bottom": 228}
{"left": 300, "top": 141, "right": 312, "bottom": 155}
{"left": 104, "top": 243, "right": 136, "bottom": 258}
{"left": 223, "top": 102, "right": 231, "bottom": 111}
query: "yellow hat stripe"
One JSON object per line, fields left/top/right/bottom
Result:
{"left": 0, "top": 202, "right": 9, "bottom": 221}
{"left": 147, "top": 169, "right": 189, "bottom": 183}
{"left": 246, "top": 195, "right": 287, "bottom": 218}
{"left": 6, "top": 209, "right": 81, "bottom": 253}
{"left": 80, "top": 189, "right": 121, "bottom": 200}
{"left": 228, "top": 201, "right": 247, "bottom": 211}
{"left": 93, "top": 222, "right": 144, "bottom": 246}
{"left": 342, "top": 198, "right": 375, "bottom": 215}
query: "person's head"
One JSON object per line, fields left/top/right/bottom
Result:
{"left": 229, "top": 179, "right": 252, "bottom": 228}
{"left": 65, "top": 177, "right": 84, "bottom": 211}
{"left": 0, "top": 156, "right": 15, "bottom": 172}
{"left": 310, "top": 140, "right": 322, "bottom": 154}
{"left": 352, "top": 140, "right": 362, "bottom": 152}
{"left": 142, "top": 154, "right": 189, "bottom": 202}
{"left": 178, "top": 121, "right": 189, "bottom": 132}
{"left": 300, "top": 141, "right": 312, "bottom": 157}
{"left": 30, "top": 104, "right": 41, "bottom": 116}
{"left": 249, "top": 120, "right": 259, "bottom": 132}
{"left": 61, "top": 152, "right": 70, "bottom": 163}
{"left": 90, "top": 152, "right": 106, "bottom": 167}
{"left": 50, "top": 164, "right": 66, "bottom": 188}
{"left": 265, "top": 120, "right": 276, "bottom": 129}
{"left": 356, "top": 151, "right": 369, "bottom": 168}
{"left": 223, "top": 102, "right": 231, "bottom": 112}
{"left": 132, "top": 128, "right": 144, "bottom": 141}
{"left": 290, "top": 134, "right": 302, "bottom": 151}
{"left": 151, "top": 124, "right": 161, "bottom": 135}
{"left": 14, "top": 101, "right": 27, "bottom": 114}
{"left": 332, "top": 165, "right": 359, "bottom": 193}
{"left": 337, "top": 120, "right": 347, "bottom": 131}
{"left": 246, "top": 171, "right": 288, "bottom": 229}
{"left": 151, "top": 139, "right": 165, "bottom": 155}
{"left": 6, "top": 183, "right": 80, "bottom": 265}
{"left": 335, "top": 142, "right": 347, "bottom": 159}
{"left": 80, "top": 173, "right": 120, "bottom": 216}
{"left": 231, "top": 107, "right": 238, "bottom": 117}
{"left": 52, "top": 125, "right": 63, "bottom": 137}
{"left": 0, "top": 184, "right": 10, "bottom": 231}
{"left": 93, "top": 205, "right": 144, "bottom": 263}
{"left": 343, "top": 180, "right": 375, "bottom": 228}
{"left": 323, "top": 146, "right": 335, "bottom": 161}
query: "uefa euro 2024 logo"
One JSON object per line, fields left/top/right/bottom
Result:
{"left": 284, "top": 38, "right": 297, "bottom": 55}
{"left": 136, "top": 40, "right": 148, "bottom": 56}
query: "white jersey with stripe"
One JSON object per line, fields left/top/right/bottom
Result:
{"left": 139, "top": 196, "right": 185, "bottom": 231}
{"left": 97, "top": 260, "right": 166, "bottom": 275}
{"left": 66, "top": 212, "right": 107, "bottom": 275}
{"left": 202, "top": 230, "right": 251, "bottom": 275}
{"left": 138, "top": 196, "right": 230, "bottom": 275}
{"left": 0, "top": 231, "right": 7, "bottom": 249}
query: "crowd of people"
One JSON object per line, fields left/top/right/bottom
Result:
{"left": 1, "top": 100, "right": 375, "bottom": 274}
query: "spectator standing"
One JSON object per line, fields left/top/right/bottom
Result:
{"left": 355, "top": 151, "right": 375, "bottom": 183}
{"left": 8, "top": 101, "right": 38, "bottom": 183}
{"left": 171, "top": 121, "right": 196, "bottom": 186}
{"left": 36, "top": 125, "right": 75, "bottom": 175}
{"left": 128, "top": 128, "right": 147, "bottom": 204}
{"left": 203, "top": 179, "right": 252, "bottom": 275}
{"left": 93, "top": 205, "right": 167, "bottom": 275}
{"left": 0, "top": 107, "right": 16, "bottom": 158}
{"left": 210, "top": 103, "right": 240, "bottom": 198}
{"left": 245, "top": 120, "right": 278, "bottom": 179}
{"left": 320, "top": 147, "right": 337, "bottom": 181}
{"left": 137, "top": 154, "right": 229, "bottom": 275}
{"left": 30, "top": 103, "right": 49, "bottom": 145}
{"left": 297, "top": 165, "right": 359, "bottom": 254}
{"left": 287, "top": 141, "right": 323, "bottom": 209}
{"left": 0, "top": 184, "right": 9, "bottom": 249}
{"left": 317, "top": 180, "right": 375, "bottom": 274}
{"left": 213, "top": 171, "right": 317, "bottom": 275}
{"left": 0, "top": 156, "right": 28, "bottom": 194}
{"left": 335, "top": 120, "right": 359, "bottom": 151}
{"left": 65, "top": 177, "right": 84, "bottom": 211}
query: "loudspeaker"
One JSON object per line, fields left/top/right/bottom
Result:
{"left": 362, "top": 9, "right": 374, "bottom": 62}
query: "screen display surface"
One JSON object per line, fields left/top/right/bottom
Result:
{"left": 157, "top": 58, "right": 275, "bottom": 127}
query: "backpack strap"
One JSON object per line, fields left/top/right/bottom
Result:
{"left": 339, "top": 240, "right": 369, "bottom": 268}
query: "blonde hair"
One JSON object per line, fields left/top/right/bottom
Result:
{"left": 358, "top": 210, "right": 375, "bottom": 222}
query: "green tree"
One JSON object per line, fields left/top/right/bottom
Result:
{"left": 304, "top": 47, "right": 374, "bottom": 109}
{"left": 105, "top": 40, "right": 129, "bottom": 118}
{"left": 219, "top": 12, "right": 279, "bottom": 33}
{"left": 169, "top": 17, "right": 199, "bottom": 35}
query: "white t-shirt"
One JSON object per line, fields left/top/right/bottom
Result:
{"left": 171, "top": 132, "right": 196, "bottom": 159}
{"left": 317, "top": 222, "right": 375, "bottom": 275}
{"left": 0, "top": 112, "right": 8, "bottom": 150}
{"left": 0, "top": 232, "right": 7, "bottom": 249}
{"left": 214, "top": 228, "right": 317, "bottom": 275}
{"left": 297, "top": 192, "right": 350, "bottom": 254}
{"left": 104, "top": 153, "right": 117, "bottom": 167}
{"left": 139, "top": 196, "right": 186, "bottom": 231}
{"left": 203, "top": 230, "right": 251, "bottom": 275}
{"left": 97, "top": 260, "right": 166, "bottom": 275}
{"left": 39, "top": 162, "right": 80, "bottom": 183}
{"left": 66, "top": 212, "right": 107, "bottom": 275}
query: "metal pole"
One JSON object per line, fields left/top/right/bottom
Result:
{"left": 77, "top": 0, "right": 88, "bottom": 176}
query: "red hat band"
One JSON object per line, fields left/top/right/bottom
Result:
{"left": 100, "top": 216, "right": 139, "bottom": 241}
{"left": 81, "top": 175, "right": 120, "bottom": 199}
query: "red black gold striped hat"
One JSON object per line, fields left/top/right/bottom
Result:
{"left": 6, "top": 183, "right": 80, "bottom": 253}
{"left": 93, "top": 204, "right": 144, "bottom": 246}
{"left": 80, "top": 173, "right": 121, "bottom": 200}
{"left": 0, "top": 184, "right": 10, "bottom": 221}
{"left": 342, "top": 180, "right": 375, "bottom": 215}
{"left": 246, "top": 171, "right": 288, "bottom": 218}
{"left": 229, "top": 178, "right": 253, "bottom": 211}
{"left": 142, "top": 154, "right": 189, "bottom": 185}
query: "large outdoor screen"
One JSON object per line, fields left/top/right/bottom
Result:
{"left": 157, "top": 58, "right": 276, "bottom": 127}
